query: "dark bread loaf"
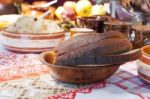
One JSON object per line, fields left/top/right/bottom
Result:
{"left": 57, "top": 31, "right": 132, "bottom": 55}
{"left": 56, "top": 31, "right": 140, "bottom": 66}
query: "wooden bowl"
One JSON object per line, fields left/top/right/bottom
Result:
{"left": 137, "top": 45, "right": 150, "bottom": 84}
{"left": 40, "top": 51, "right": 121, "bottom": 84}
{"left": 1, "top": 31, "right": 65, "bottom": 53}
{"left": 141, "top": 45, "right": 150, "bottom": 58}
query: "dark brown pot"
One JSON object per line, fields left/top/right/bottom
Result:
{"left": 76, "top": 16, "right": 111, "bottom": 33}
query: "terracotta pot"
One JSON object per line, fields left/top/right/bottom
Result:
{"left": 137, "top": 45, "right": 150, "bottom": 84}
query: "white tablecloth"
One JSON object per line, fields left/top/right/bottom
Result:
{"left": 0, "top": 44, "right": 149, "bottom": 99}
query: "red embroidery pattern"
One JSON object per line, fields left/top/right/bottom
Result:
{"left": 0, "top": 53, "right": 50, "bottom": 82}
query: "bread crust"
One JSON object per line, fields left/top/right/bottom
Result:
{"left": 56, "top": 31, "right": 139, "bottom": 66}
{"left": 57, "top": 31, "right": 129, "bottom": 55}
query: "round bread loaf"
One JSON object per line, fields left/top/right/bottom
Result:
{"left": 57, "top": 31, "right": 131, "bottom": 55}
{"left": 56, "top": 31, "right": 141, "bottom": 66}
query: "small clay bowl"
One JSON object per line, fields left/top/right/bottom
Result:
{"left": 40, "top": 51, "right": 121, "bottom": 84}
{"left": 137, "top": 45, "right": 150, "bottom": 84}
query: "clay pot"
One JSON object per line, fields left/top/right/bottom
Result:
{"left": 137, "top": 45, "right": 150, "bottom": 84}
{"left": 76, "top": 16, "right": 111, "bottom": 33}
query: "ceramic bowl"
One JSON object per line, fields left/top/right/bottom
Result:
{"left": 137, "top": 45, "right": 150, "bottom": 84}
{"left": 1, "top": 30, "right": 65, "bottom": 53}
{"left": 40, "top": 51, "right": 121, "bottom": 84}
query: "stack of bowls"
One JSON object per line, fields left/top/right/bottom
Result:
{"left": 137, "top": 45, "right": 150, "bottom": 84}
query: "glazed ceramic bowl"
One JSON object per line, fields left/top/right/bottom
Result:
{"left": 137, "top": 45, "right": 150, "bottom": 84}
{"left": 40, "top": 51, "right": 120, "bottom": 84}
{"left": 0, "top": 30, "right": 65, "bottom": 53}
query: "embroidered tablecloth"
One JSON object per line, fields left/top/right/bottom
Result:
{"left": 0, "top": 52, "right": 149, "bottom": 99}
